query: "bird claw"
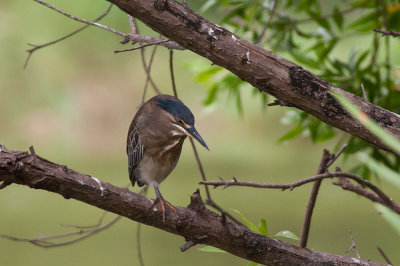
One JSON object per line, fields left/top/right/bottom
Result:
{"left": 164, "top": 201, "right": 178, "bottom": 214}
{"left": 151, "top": 197, "right": 177, "bottom": 223}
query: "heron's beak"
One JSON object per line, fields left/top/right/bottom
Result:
{"left": 185, "top": 125, "right": 209, "bottom": 150}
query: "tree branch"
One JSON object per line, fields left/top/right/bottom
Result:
{"left": 373, "top": 28, "right": 400, "bottom": 37}
{"left": 107, "top": 0, "right": 400, "bottom": 156}
{"left": 299, "top": 145, "right": 346, "bottom": 248}
{"left": 114, "top": 39, "right": 169, "bottom": 53}
{"left": 0, "top": 145, "right": 385, "bottom": 265}
{"left": 25, "top": 3, "right": 113, "bottom": 68}
{"left": 299, "top": 149, "right": 331, "bottom": 248}
{"left": 200, "top": 172, "right": 400, "bottom": 215}
{"left": 33, "top": 0, "right": 184, "bottom": 50}
{"left": 2, "top": 215, "right": 121, "bottom": 248}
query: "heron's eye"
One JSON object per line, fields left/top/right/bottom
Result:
{"left": 177, "top": 119, "right": 184, "bottom": 125}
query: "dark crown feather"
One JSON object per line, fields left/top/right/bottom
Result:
{"left": 156, "top": 98, "right": 195, "bottom": 125}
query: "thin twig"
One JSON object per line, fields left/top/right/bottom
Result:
{"left": 33, "top": 0, "right": 125, "bottom": 37}
{"left": 200, "top": 172, "right": 379, "bottom": 193}
{"left": 361, "top": 83, "right": 368, "bottom": 101}
{"left": 256, "top": 0, "right": 277, "bottom": 44}
{"left": 300, "top": 149, "right": 331, "bottom": 248}
{"left": 24, "top": 3, "right": 113, "bottom": 68}
{"left": 137, "top": 223, "right": 144, "bottom": 266}
{"left": 298, "top": 144, "right": 346, "bottom": 245}
{"left": 136, "top": 186, "right": 147, "bottom": 266}
{"left": 345, "top": 231, "right": 360, "bottom": 259}
{"left": 377, "top": 246, "right": 392, "bottom": 265}
{"left": 169, "top": 49, "right": 178, "bottom": 98}
{"left": 200, "top": 172, "right": 400, "bottom": 214}
{"left": 33, "top": 0, "right": 183, "bottom": 50}
{"left": 144, "top": 46, "right": 160, "bottom": 101}
{"left": 2, "top": 215, "right": 121, "bottom": 248}
{"left": 128, "top": 15, "right": 137, "bottom": 35}
{"left": 326, "top": 144, "right": 347, "bottom": 168}
{"left": 141, "top": 46, "right": 160, "bottom": 103}
{"left": 332, "top": 177, "right": 400, "bottom": 215}
{"left": 114, "top": 40, "right": 169, "bottom": 54}
{"left": 373, "top": 28, "right": 400, "bottom": 37}
{"left": 128, "top": 15, "right": 161, "bottom": 99}
{"left": 189, "top": 139, "right": 211, "bottom": 200}
{"left": 61, "top": 211, "right": 107, "bottom": 229}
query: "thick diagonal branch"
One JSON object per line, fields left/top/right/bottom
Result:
{"left": 107, "top": 0, "right": 400, "bottom": 156}
{"left": 0, "top": 145, "right": 384, "bottom": 265}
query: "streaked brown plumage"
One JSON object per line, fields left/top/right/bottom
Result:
{"left": 126, "top": 94, "right": 208, "bottom": 220}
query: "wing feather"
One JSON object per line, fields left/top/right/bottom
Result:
{"left": 127, "top": 131, "right": 145, "bottom": 187}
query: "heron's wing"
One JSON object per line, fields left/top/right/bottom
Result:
{"left": 127, "top": 131, "right": 145, "bottom": 187}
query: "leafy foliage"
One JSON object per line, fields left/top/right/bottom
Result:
{"left": 192, "top": 0, "right": 400, "bottom": 177}
{"left": 376, "top": 205, "right": 400, "bottom": 236}
{"left": 334, "top": 87, "right": 400, "bottom": 235}
{"left": 233, "top": 209, "right": 269, "bottom": 236}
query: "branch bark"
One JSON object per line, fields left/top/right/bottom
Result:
{"left": 107, "top": 0, "right": 400, "bottom": 156}
{"left": 0, "top": 145, "right": 384, "bottom": 265}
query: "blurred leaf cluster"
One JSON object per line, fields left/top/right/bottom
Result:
{"left": 335, "top": 91, "right": 400, "bottom": 237}
{"left": 192, "top": 0, "right": 400, "bottom": 178}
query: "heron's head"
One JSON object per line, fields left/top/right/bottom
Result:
{"left": 154, "top": 95, "right": 209, "bottom": 150}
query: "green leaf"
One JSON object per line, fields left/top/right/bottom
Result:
{"left": 348, "top": 11, "right": 375, "bottom": 32}
{"left": 345, "top": 136, "right": 369, "bottom": 155}
{"left": 332, "top": 90, "right": 400, "bottom": 154}
{"left": 233, "top": 209, "right": 259, "bottom": 233}
{"left": 203, "top": 85, "right": 219, "bottom": 105}
{"left": 354, "top": 50, "right": 369, "bottom": 69}
{"left": 332, "top": 7, "right": 344, "bottom": 29}
{"left": 195, "top": 66, "right": 222, "bottom": 83}
{"left": 375, "top": 205, "right": 400, "bottom": 236}
{"left": 275, "top": 230, "right": 299, "bottom": 240}
{"left": 317, "top": 38, "right": 338, "bottom": 60}
{"left": 358, "top": 153, "right": 400, "bottom": 189}
{"left": 198, "top": 246, "right": 227, "bottom": 253}
{"left": 200, "top": 0, "right": 217, "bottom": 13}
{"left": 306, "top": 9, "right": 330, "bottom": 30}
{"left": 235, "top": 88, "right": 243, "bottom": 115}
{"left": 314, "top": 122, "right": 336, "bottom": 142}
{"left": 278, "top": 122, "right": 304, "bottom": 143}
{"left": 349, "top": 163, "right": 371, "bottom": 180}
{"left": 258, "top": 218, "right": 268, "bottom": 236}
{"left": 247, "top": 262, "right": 258, "bottom": 266}
{"left": 222, "top": 6, "right": 245, "bottom": 23}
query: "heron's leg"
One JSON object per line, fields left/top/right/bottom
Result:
{"left": 152, "top": 183, "right": 177, "bottom": 223}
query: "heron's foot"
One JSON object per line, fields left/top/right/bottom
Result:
{"left": 151, "top": 197, "right": 177, "bottom": 223}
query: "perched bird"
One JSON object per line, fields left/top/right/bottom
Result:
{"left": 126, "top": 94, "right": 208, "bottom": 220}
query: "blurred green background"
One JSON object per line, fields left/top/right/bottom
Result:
{"left": 1, "top": 1, "right": 399, "bottom": 265}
